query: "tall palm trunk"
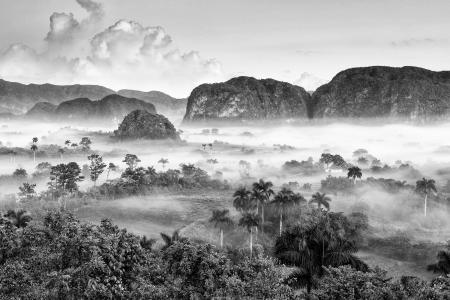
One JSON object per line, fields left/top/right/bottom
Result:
{"left": 220, "top": 229, "right": 223, "bottom": 248}
{"left": 279, "top": 212, "right": 283, "bottom": 236}
{"left": 424, "top": 193, "right": 428, "bottom": 217}
{"left": 261, "top": 204, "right": 265, "bottom": 235}
{"left": 250, "top": 227, "right": 253, "bottom": 258}
{"left": 33, "top": 151, "right": 36, "bottom": 163}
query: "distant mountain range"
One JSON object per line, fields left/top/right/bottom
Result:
{"left": 117, "top": 90, "right": 187, "bottom": 115}
{"left": 0, "top": 79, "right": 185, "bottom": 116}
{"left": 184, "top": 66, "right": 450, "bottom": 121}
{"left": 2, "top": 66, "right": 450, "bottom": 122}
{"left": 27, "top": 94, "right": 156, "bottom": 122}
{"left": 0, "top": 79, "right": 114, "bottom": 114}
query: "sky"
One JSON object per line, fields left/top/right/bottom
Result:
{"left": 0, "top": 0, "right": 449, "bottom": 96}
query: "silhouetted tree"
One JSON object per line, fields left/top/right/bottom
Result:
{"left": 252, "top": 179, "right": 274, "bottom": 234}
{"left": 416, "top": 178, "right": 437, "bottom": 217}
{"left": 209, "top": 209, "right": 233, "bottom": 248}
{"left": 239, "top": 212, "right": 260, "bottom": 258}
{"left": 310, "top": 192, "right": 332, "bottom": 211}
{"left": 88, "top": 154, "right": 106, "bottom": 186}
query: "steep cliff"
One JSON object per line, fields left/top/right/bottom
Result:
{"left": 183, "top": 76, "right": 311, "bottom": 121}
{"left": 311, "top": 66, "right": 450, "bottom": 119}
{"left": 114, "top": 110, "right": 179, "bottom": 140}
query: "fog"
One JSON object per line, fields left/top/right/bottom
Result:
{"left": 0, "top": 118, "right": 449, "bottom": 246}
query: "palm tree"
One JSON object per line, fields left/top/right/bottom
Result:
{"left": 140, "top": 236, "right": 156, "bottom": 250}
{"left": 30, "top": 144, "right": 38, "bottom": 163}
{"left": 160, "top": 229, "right": 186, "bottom": 250}
{"left": 272, "top": 188, "right": 306, "bottom": 235}
{"left": 32, "top": 137, "right": 38, "bottom": 144}
{"left": 58, "top": 148, "right": 65, "bottom": 161}
{"left": 309, "top": 192, "right": 332, "bottom": 211}
{"left": 209, "top": 209, "right": 233, "bottom": 248}
{"left": 274, "top": 213, "right": 367, "bottom": 293}
{"left": 65, "top": 140, "right": 71, "bottom": 147}
{"left": 347, "top": 166, "right": 362, "bottom": 184}
{"left": 416, "top": 178, "right": 437, "bottom": 217}
{"left": 158, "top": 158, "right": 169, "bottom": 170}
{"left": 4, "top": 210, "right": 32, "bottom": 228}
{"left": 252, "top": 179, "right": 274, "bottom": 234}
{"left": 233, "top": 187, "right": 255, "bottom": 212}
{"left": 238, "top": 212, "right": 260, "bottom": 258}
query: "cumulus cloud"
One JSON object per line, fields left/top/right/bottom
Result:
{"left": 293, "top": 72, "right": 327, "bottom": 92}
{"left": 0, "top": 0, "right": 222, "bottom": 97}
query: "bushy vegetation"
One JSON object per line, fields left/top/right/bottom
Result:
{"left": 0, "top": 211, "right": 293, "bottom": 299}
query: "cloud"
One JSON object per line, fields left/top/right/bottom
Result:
{"left": 390, "top": 38, "right": 439, "bottom": 47}
{"left": 0, "top": 0, "right": 222, "bottom": 97}
{"left": 293, "top": 72, "right": 327, "bottom": 92}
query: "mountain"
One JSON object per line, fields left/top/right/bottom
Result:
{"left": 183, "top": 76, "right": 311, "bottom": 121}
{"left": 118, "top": 89, "right": 187, "bottom": 115}
{"left": 27, "top": 94, "right": 156, "bottom": 122}
{"left": 114, "top": 110, "right": 179, "bottom": 140}
{"left": 26, "top": 102, "right": 57, "bottom": 119}
{"left": 311, "top": 66, "right": 450, "bottom": 119}
{"left": 0, "top": 79, "right": 114, "bottom": 114}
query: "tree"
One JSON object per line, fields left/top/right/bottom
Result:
{"left": 58, "top": 148, "right": 65, "bottom": 161}
{"left": 272, "top": 188, "right": 306, "bottom": 235}
{"left": 18, "top": 183, "right": 36, "bottom": 202}
{"left": 320, "top": 153, "right": 334, "bottom": 172}
{"left": 49, "top": 162, "right": 84, "bottom": 198}
{"left": 209, "top": 209, "right": 233, "bottom": 248}
{"left": 238, "top": 212, "right": 260, "bottom": 258}
{"left": 13, "top": 168, "right": 27, "bottom": 178}
{"left": 158, "top": 158, "right": 169, "bottom": 170}
{"left": 64, "top": 140, "right": 71, "bottom": 147}
{"left": 427, "top": 242, "right": 450, "bottom": 275}
{"left": 36, "top": 162, "right": 52, "bottom": 173}
{"left": 79, "top": 137, "right": 92, "bottom": 151}
{"left": 160, "top": 230, "right": 186, "bottom": 250}
{"left": 4, "top": 210, "right": 32, "bottom": 228}
{"left": 310, "top": 192, "right": 332, "bottom": 211}
{"left": 207, "top": 158, "right": 218, "bottom": 166}
{"left": 87, "top": 154, "right": 106, "bottom": 186}
{"left": 30, "top": 144, "right": 38, "bottom": 163}
{"left": 347, "top": 166, "right": 362, "bottom": 183}
{"left": 123, "top": 154, "right": 141, "bottom": 170}
{"left": 252, "top": 179, "right": 274, "bottom": 234}
{"left": 274, "top": 211, "right": 367, "bottom": 293}
{"left": 416, "top": 178, "right": 437, "bottom": 217}
{"left": 106, "top": 162, "right": 118, "bottom": 181}
{"left": 32, "top": 137, "right": 38, "bottom": 144}
{"left": 233, "top": 187, "right": 255, "bottom": 212}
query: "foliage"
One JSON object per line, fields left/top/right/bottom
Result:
{"left": 274, "top": 210, "right": 368, "bottom": 293}
{"left": 87, "top": 154, "right": 106, "bottom": 185}
{"left": 49, "top": 162, "right": 84, "bottom": 193}
{"left": 312, "top": 266, "right": 450, "bottom": 300}
{"left": 0, "top": 212, "right": 295, "bottom": 299}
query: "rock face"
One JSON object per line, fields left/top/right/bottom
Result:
{"left": 0, "top": 79, "right": 114, "bottom": 114}
{"left": 27, "top": 94, "right": 156, "bottom": 121}
{"left": 183, "top": 76, "right": 311, "bottom": 121}
{"left": 114, "top": 110, "right": 179, "bottom": 140}
{"left": 118, "top": 90, "right": 187, "bottom": 115}
{"left": 311, "top": 66, "right": 450, "bottom": 119}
